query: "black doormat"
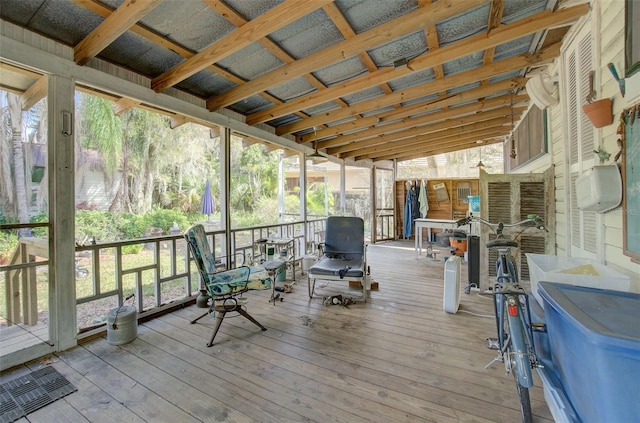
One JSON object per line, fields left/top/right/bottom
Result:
{"left": 0, "top": 366, "right": 77, "bottom": 423}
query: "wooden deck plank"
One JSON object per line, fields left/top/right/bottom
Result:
{"left": 146, "top": 316, "right": 476, "bottom": 423}
{"left": 57, "top": 344, "right": 196, "bottom": 422}
{"left": 1, "top": 241, "right": 553, "bottom": 422}
{"left": 189, "top": 295, "right": 550, "bottom": 421}
{"left": 138, "top": 316, "right": 374, "bottom": 423}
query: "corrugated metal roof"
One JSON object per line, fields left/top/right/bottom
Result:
{"left": 0, "top": 0, "right": 585, "bottom": 162}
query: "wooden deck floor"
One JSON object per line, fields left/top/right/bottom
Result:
{"left": 1, "top": 241, "right": 552, "bottom": 422}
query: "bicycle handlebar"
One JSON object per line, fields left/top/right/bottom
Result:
{"left": 457, "top": 214, "right": 548, "bottom": 232}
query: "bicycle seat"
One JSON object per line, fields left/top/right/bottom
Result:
{"left": 486, "top": 239, "right": 519, "bottom": 248}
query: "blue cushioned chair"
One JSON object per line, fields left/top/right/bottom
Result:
{"left": 308, "top": 216, "right": 368, "bottom": 302}
{"left": 185, "top": 224, "right": 271, "bottom": 346}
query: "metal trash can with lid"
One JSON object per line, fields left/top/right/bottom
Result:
{"left": 106, "top": 305, "right": 138, "bottom": 345}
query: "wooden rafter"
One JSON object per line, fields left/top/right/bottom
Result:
{"left": 74, "top": 0, "right": 161, "bottom": 66}
{"left": 21, "top": 76, "right": 47, "bottom": 111}
{"left": 324, "top": 103, "right": 527, "bottom": 153}
{"left": 205, "top": 0, "right": 487, "bottom": 111}
{"left": 390, "top": 137, "right": 505, "bottom": 162}
{"left": 354, "top": 130, "right": 509, "bottom": 161}
{"left": 421, "top": 0, "right": 448, "bottom": 111}
{"left": 151, "top": 0, "right": 332, "bottom": 92}
{"left": 310, "top": 94, "right": 527, "bottom": 150}
{"left": 201, "top": 0, "right": 317, "bottom": 122}
{"left": 271, "top": 42, "right": 561, "bottom": 138}
{"left": 358, "top": 127, "right": 511, "bottom": 161}
{"left": 247, "top": 4, "right": 587, "bottom": 127}
{"left": 339, "top": 112, "right": 522, "bottom": 159}
{"left": 34, "top": 0, "right": 588, "bottom": 163}
{"left": 481, "top": 0, "right": 506, "bottom": 86}
{"left": 294, "top": 77, "right": 527, "bottom": 142}
{"left": 72, "top": 0, "right": 302, "bottom": 114}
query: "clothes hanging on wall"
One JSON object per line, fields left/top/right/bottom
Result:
{"left": 418, "top": 180, "right": 428, "bottom": 218}
{"left": 404, "top": 182, "right": 420, "bottom": 238}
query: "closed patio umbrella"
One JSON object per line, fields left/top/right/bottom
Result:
{"left": 202, "top": 180, "right": 215, "bottom": 221}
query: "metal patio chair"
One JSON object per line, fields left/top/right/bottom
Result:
{"left": 185, "top": 224, "right": 271, "bottom": 346}
{"left": 308, "top": 216, "right": 368, "bottom": 302}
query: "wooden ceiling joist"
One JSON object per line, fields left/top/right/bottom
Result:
{"left": 344, "top": 120, "right": 512, "bottom": 158}
{"left": 294, "top": 77, "right": 527, "bottom": 142}
{"left": 73, "top": 0, "right": 306, "bottom": 118}
{"left": 74, "top": 0, "right": 161, "bottom": 66}
{"left": 152, "top": 0, "right": 332, "bottom": 92}
{"left": 272, "top": 42, "right": 560, "bottom": 136}
{"left": 246, "top": 4, "right": 587, "bottom": 126}
{"left": 356, "top": 133, "right": 508, "bottom": 162}
{"left": 43, "top": 0, "right": 587, "bottom": 163}
{"left": 317, "top": 95, "right": 528, "bottom": 151}
{"left": 205, "top": 0, "right": 487, "bottom": 111}
{"left": 339, "top": 115, "right": 519, "bottom": 160}
{"left": 358, "top": 129, "right": 509, "bottom": 161}
{"left": 113, "top": 97, "right": 140, "bottom": 116}
{"left": 202, "top": 0, "right": 331, "bottom": 123}
{"left": 21, "top": 76, "right": 47, "bottom": 111}
{"left": 390, "top": 137, "right": 505, "bottom": 162}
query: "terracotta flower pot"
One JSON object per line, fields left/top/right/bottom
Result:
{"left": 583, "top": 98, "right": 613, "bottom": 128}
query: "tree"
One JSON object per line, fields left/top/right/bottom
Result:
{"left": 6, "top": 93, "right": 29, "bottom": 227}
{"left": 0, "top": 93, "right": 16, "bottom": 218}
{"left": 78, "top": 92, "right": 222, "bottom": 215}
{"left": 230, "top": 140, "right": 278, "bottom": 213}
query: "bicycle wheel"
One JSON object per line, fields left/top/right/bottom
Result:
{"left": 513, "top": 370, "right": 533, "bottom": 423}
{"left": 505, "top": 306, "right": 534, "bottom": 423}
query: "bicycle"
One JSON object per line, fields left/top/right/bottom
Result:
{"left": 457, "top": 213, "right": 548, "bottom": 423}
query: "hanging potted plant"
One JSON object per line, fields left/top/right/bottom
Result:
{"left": 582, "top": 70, "right": 613, "bottom": 128}
{"left": 583, "top": 97, "right": 613, "bottom": 128}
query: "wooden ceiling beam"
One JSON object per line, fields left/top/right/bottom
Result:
{"left": 377, "top": 77, "right": 526, "bottom": 124}
{"left": 342, "top": 126, "right": 511, "bottom": 161}
{"left": 341, "top": 117, "right": 517, "bottom": 159}
{"left": 388, "top": 138, "right": 504, "bottom": 162}
{"left": 293, "top": 77, "right": 526, "bottom": 141}
{"left": 321, "top": 2, "right": 393, "bottom": 124}
{"left": 327, "top": 106, "right": 526, "bottom": 157}
{"left": 246, "top": 4, "right": 587, "bottom": 125}
{"left": 113, "top": 97, "right": 140, "bottom": 116}
{"left": 273, "top": 42, "right": 560, "bottom": 135}
{"left": 21, "top": 76, "right": 47, "bottom": 111}
{"left": 480, "top": 0, "right": 505, "bottom": 86}
{"left": 74, "top": 0, "right": 161, "bottom": 66}
{"left": 318, "top": 95, "right": 528, "bottom": 151}
{"left": 290, "top": 0, "right": 440, "bottom": 147}
{"left": 74, "top": 0, "right": 308, "bottom": 119}
{"left": 357, "top": 129, "right": 509, "bottom": 161}
{"left": 152, "top": 0, "right": 331, "bottom": 92}
{"left": 206, "top": 0, "right": 488, "bottom": 111}
{"left": 203, "top": 0, "right": 330, "bottom": 121}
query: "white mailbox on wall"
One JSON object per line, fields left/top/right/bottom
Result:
{"left": 575, "top": 165, "right": 622, "bottom": 213}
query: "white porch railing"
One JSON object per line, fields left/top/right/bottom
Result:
{"left": 1, "top": 219, "right": 326, "bottom": 338}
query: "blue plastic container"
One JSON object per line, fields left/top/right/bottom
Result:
{"left": 468, "top": 195, "right": 480, "bottom": 213}
{"left": 539, "top": 282, "right": 640, "bottom": 423}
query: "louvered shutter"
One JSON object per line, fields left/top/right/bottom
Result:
{"left": 562, "top": 19, "right": 599, "bottom": 258}
{"left": 479, "top": 169, "right": 554, "bottom": 288}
